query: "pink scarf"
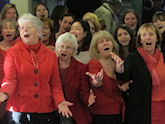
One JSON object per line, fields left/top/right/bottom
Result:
{"left": 137, "top": 47, "right": 160, "bottom": 87}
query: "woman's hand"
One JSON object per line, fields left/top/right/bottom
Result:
{"left": 88, "top": 89, "right": 96, "bottom": 107}
{"left": 0, "top": 92, "right": 9, "bottom": 103}
{"left": 118, "top": 80, "right": 133, "bottom": 92}
{"left": 110, "top": 52, "right": 124, "bottom": 73}
{"left": 86, "top": 69, "right": 103, "bottom": 87}
{"left": 58, "top": 101, "right": 73, "bottom": 118}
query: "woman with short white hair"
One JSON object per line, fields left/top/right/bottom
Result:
{"left": 55, "top": 32, "right": 95, "bottom": 124}
{"left": 0, "top": 13, "right": 72, "bottom": 124}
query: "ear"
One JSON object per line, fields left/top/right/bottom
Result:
{"left": 59, "top": 20, "right": 62, "bottom": 25}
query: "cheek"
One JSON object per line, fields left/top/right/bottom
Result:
{"left": 117, "top": 36, "right": 121, "bottom": 42}
{"left": 11, "top": 30, "right": 16, "bottom": 34}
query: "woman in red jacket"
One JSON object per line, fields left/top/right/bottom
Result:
{"left": 55, "top": 32, "right": 95, "bottom": 124}
{"left": 0, "top": 13, "right": 72, "bottom": 124}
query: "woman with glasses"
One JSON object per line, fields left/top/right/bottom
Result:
{"left": 0, "top": 13, "right": 72, "bottom": 124}
{"left": 55, "top": 32, "right": 95, "bottom": 124}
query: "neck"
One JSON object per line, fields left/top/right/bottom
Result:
{"left": 56, "top": 31, "right": 62, "bottom": 39}
{"left": 59, "top": 57, "right": 71, "bottom": 69}
{"left": 147, "top": 50, "right": 155, "bottom": 56}
{"left": 121, "top": 46, "right": 129, "bottom": 53}
{"left": 100, "top": 55, "right": 113, "bottom": 63}
{"left": 0, "top": 40, "right": 13, "bottom": 50}
{"left": 41, "top": 40, "right": 49, "bottom": 46}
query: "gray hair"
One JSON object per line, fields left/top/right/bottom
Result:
{"left": 55, "top": 32, "right": 78, "bottom": 56}
{"left": 17, "top": 13, "right": 43, "bottom": 32}
{"left": 0, "top": 18, "right": 18, "bottom": 33}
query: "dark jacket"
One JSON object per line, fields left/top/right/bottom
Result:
{"left": 116, "top": 50, "right": 152, "bottom": 124}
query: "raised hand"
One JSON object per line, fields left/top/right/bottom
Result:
{"left": 86, "top": 69, "right": 103, "bottom": 87}
{"left": 110, "top": 52, "right": 124, "bottom": 73}
{"left": 118, "top": 80, "right": 133, "bottom": 92}
{"left": 0, "top": 92, "right": 8, "bottom": 103}
{"left": 88, "top": 89, "right": 96, "bottom": 107}
{"left": 58, "top": 101, "right": 73, "bottom": 118}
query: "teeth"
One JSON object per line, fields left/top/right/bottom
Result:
{"left": 24, "top": 34, "right": 29, "bottom": 37}
{"left": 6, "top": 34, "right": 12, "bottom": 37}
{"left": 61, "top": 53, "right": 66, "bottom": 56}
{"left": 146, "top": 42, "right": 152, "bottom": 45}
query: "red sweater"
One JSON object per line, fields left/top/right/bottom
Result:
{"left": 0, "top": 40, "right": 65, "bottom": 113}
{"left": 59, "top": 58, "right": 91, "bottom": 124}
{"left": 88, "top": 59, "right": 124, "bottom": 114}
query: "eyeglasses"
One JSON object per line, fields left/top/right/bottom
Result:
{"left": 58, "top": 45, "right": 73, "bottom": 51}
{"left": 18, "top": 26, "right": 34, "bottom": 31}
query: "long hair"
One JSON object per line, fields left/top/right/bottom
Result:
{"left": 114, "top": 24, "right": 136, "bottom": 59}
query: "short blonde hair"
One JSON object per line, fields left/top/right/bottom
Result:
{"left": 55, "top": 32, "right": 78, "bottom": 56}
{"left": 136, "top": 23, "right": 161, "bottom": 47}
{"left": 89, "top": 30, "right": 119, "bottom": 59}
{"left": 82, "top": 12, "right": 101, "bottom": 32}
{"left": 0, "top": 3, "right": 19, "bottom": 21}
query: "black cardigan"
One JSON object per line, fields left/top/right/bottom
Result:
{"left": 116, "top": 50, "right": 153, "bottom": 124}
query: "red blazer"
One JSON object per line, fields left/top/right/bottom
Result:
{"left": 59, "top": 58, "right": 91, "bottom": 124}
{"left": 88, "top": 59, "right": 124, "bottom": 115}
{"left": 0, "top": 49, "right": 6, "bottom": 86}
{"left": 0, "top": 40, "right": 65, "bottom": 113}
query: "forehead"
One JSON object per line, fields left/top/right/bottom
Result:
{"left": 19, "top": 21, "right": 33, "bottom": 27}
{"left": 72, "top": 22, "right": 82, "bottom": 27}
{"left": 140, "top": 27, "right": 155, "bottom": 34}
{"left": 62, "top": 16, "right": 73, "bottom": 21}
{"left": 59, "top": 40, "right": 73, "bottom": 46}
{"left": 37, "top": 4, "right": 46, "bottom": 9}
{"left": 125, "top": 12, "right": 136, "bottom": 18}
{"left": 118, "top": 28, "right": 128, "bottom": 33}
{"left": 6, "top": 7, "right": 16, "bottom": 12}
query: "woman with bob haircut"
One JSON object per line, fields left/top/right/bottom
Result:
{"left": 0, "top": 13, "right": 72, "bottom": 124}
{"left": 86, "top": 30, "right": 124, "bottom": 124}
{"left": 0, "top": 3, "right": 19, "bottom": 21}
{"left": 55, "top": 32, "right": 95, "bottom": 124}
{"left": 111, "top": 23, "right": 165, "bottom": 124}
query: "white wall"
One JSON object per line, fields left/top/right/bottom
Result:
{"left": 10, "top": 0, "right": 33, "bottom": 16}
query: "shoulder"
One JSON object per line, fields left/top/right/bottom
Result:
{"left": 72, "top": 57, "right": 87, "bottom": 69}
{"left": 40, "top": 43, "right": 56, "bottom": 57}
{"left": 88, "top": 59, "right": 100, "bottom": 65}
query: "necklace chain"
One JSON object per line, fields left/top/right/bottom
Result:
{"left": 30, "top": 50, "right": 39, "bottom": 69}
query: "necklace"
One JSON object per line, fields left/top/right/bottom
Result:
{"left": 30, "top": 50, "right": 39, "bottom": 69}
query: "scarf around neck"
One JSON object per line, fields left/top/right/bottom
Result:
{"left": 137, "top": 47, "right": 161, "bottom": 87}
{"left": 23, "top": 41, "right": 41, "bottom": 69}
